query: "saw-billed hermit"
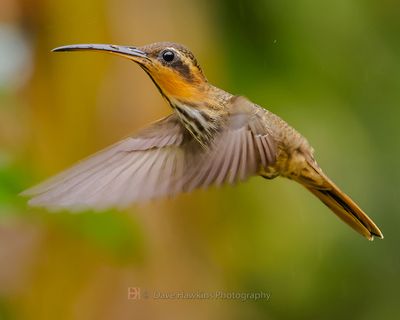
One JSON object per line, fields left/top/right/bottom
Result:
{"left": 22, "top": 42, "right": 384, "bottom": 241}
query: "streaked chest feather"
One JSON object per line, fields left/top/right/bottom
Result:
{"left": 172, "top": 102, "right": 219, "bottom": 147}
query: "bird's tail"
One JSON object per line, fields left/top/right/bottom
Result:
{"left": 297, "top": 161, "right": 383, "bottom": 240}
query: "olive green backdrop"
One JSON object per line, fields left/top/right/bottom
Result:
{"left": 0, "top": 0, "right": 399, "bottom": 319}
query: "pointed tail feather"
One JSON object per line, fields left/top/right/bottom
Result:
{"left": 304, "top": 174, "right": 383, "bottom": 241}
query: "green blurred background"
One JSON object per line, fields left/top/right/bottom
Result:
{"left": 1, "top": 0, "right": 399, "bottom": 319}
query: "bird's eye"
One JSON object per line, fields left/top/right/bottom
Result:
{"left": 162, "top": 50, "right": 175, "bottom": 62}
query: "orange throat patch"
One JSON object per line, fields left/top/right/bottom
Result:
{"left": 150, "top": 66, "right": 204, "bottom": 101}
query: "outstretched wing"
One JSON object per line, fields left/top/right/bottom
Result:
{"left": 184, "top": 96, "right": 276, "bottom": 191}
{"left": 22, "top": 96, "right": 277, "bottom": 210}
{"left": 22, "top": 114, "right": 189, "bottom": 210}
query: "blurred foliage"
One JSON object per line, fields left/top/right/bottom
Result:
{"left": 0, "top": 161, "right": 29, "bottom": 214}
{"left": 0, "top": 0, "right": 399, "bottom": 319}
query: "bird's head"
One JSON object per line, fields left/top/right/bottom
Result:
{"left": 53, "top": 42, "right": 209, "bottom": 104}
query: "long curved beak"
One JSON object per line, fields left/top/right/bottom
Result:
{"left": 52, "top": 44, "right": 148, "bottom": 63}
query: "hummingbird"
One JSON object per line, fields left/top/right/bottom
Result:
{"left": 22, "top": 42, "right": 383, "bottom": 241}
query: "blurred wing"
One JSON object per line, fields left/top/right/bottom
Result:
{"left": 22, "top": 96, "right": 277, "bottom": 210}
{"left": 185, "top": 96, "right": 277, "bottom": 190}
{"left": 22, "top": 114, "right": 189, "bottom": 210}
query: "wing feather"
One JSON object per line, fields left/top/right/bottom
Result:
{"left": 22, "top": 96, "right": 278, "bottom": 210}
